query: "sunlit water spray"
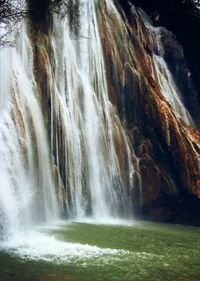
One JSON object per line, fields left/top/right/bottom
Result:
{"left": 51, "top": 0, "right": 132, "bottom": 220}
{"left": 0, "top": 26, "right": 59, "bottom": 241}
{"left": 0, "top": 0, "right": 133, "bottom": 254}
{"left": 1, "top": 229, "right": 128, "bottom": 264}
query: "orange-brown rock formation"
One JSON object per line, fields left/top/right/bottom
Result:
{"left": 98, "top": 1, "right": 200, "bottom": 223}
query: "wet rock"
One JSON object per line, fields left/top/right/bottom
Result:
{"left": 98, "top": 0, "right": 200, "bottom": 223}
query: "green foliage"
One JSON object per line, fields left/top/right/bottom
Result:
{"left": 0, "top": 0, "right": 80, "bottom": 45}
{"left": 53, "top": 0, "right": 80, "bottom": 36}
{"left": 0, "top": 0, "right": 26, "bottom": 46}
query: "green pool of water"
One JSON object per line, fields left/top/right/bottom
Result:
{"left": 0, "top": 220, "right": 200, "bottom": 281}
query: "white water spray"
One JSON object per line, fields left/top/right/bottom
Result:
{"left": 51, "top": 0, "right": 131, "bottom": 219}
{"left": 0, "top": 26, "right": 59, "bottom": 240}
{"left": 0, "top": 0, "right": 132, "bottom": 242}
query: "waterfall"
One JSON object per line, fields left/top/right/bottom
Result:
{"left": 97, "top": 0, "right": 200, "bottom": 213}
{"left": 0, "top": 0, "right": 133, "bottom": 240}
{"left": 136, "top": 9, "right": 193, "bottom": 126}
{"left": 1, "top": 0, "right": 197, "bottom": 241}
{"left": 50, "top": 0, "right": 132, "bottom": 219}
{"left": 0, "top": 26, "right": 59, "bottom": 240}
{"left": 102, "top": 1, "right": 193, "bottom": 127}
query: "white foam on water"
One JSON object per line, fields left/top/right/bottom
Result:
{"left": 1, "top": 230, "right": 128, "bottom": 264}
{"left": 73, "top": 217, "right": 138, "bottom": 227}
{"left": 35, "top": 220, "right": 72, "bottom": 231}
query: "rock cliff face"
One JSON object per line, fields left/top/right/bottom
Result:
{"left": 97, "top": 1, "right": 200, "bottom": 223}
{"left": 125, "top": 0, "right": 200, "bottom": 125}
{"left": 24, "top": 0, "right": 200, "bottom": 224}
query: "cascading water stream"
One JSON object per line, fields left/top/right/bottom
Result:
{"left": 51, "top": 0, "right": 132, "bottom": 220}
{"left": 0, "top": 0, "right": 133, "bottom": 242}
{"left": 98, "top": 0, "right": 197, "bottom": 207}
{"left": 133, "top": 8, "right": 193, "bottom": 126}
{"left": 0, "top": 25, "right": 59, "bottom": 240}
